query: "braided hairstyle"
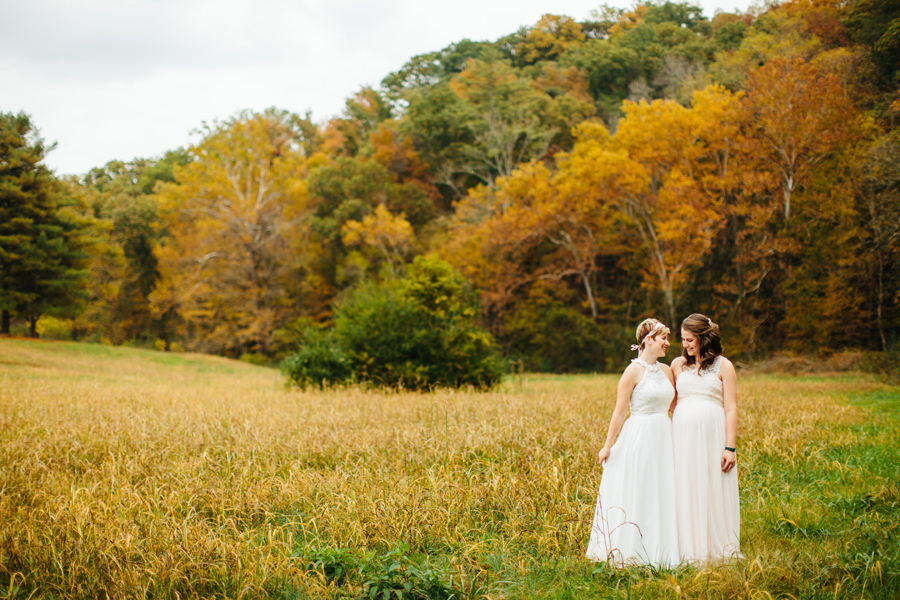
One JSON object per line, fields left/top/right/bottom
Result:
{"left": 681, "top": 313, "right": 723, "bottom": 371}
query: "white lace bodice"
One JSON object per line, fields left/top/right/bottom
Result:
{"left": 630, "top": 358, "right": 675, "bottom": 416}
{"left": 676, "top": 355, "right": 725, "bottom": 407}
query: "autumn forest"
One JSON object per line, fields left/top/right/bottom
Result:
{"left": 3, "top": 0, "right": 900, "bottom": 374}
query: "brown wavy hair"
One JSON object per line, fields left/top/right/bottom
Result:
{"left": 681, "top": 313, "right": 723, "bottom": 371}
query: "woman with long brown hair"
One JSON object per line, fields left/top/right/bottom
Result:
{"left": 671, "top": 313, "right": 740, "bottom": 562}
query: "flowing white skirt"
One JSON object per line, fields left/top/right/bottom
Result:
{"left": 585, "top": 412, "right": 679, "bottom": 567}
{"left": 672, "top": 400, "right": 740, "bottom": 563}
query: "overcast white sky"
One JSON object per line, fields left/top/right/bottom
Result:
{"left": 1, "top": 0, "right": 751, "bottom": 176}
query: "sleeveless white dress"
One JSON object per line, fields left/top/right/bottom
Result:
{"left": 673, "top": 355, "right": 740, "bottom": 562}
{"left": 586, "top": 358, "right": 679, "bottom": 567}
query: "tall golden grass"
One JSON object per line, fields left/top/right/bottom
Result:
{"left": 0, "top": 339, "right": 895, "bottom": 598}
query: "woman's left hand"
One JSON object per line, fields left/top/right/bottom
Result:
{"left": 721, "top": 449, "right": 736, "bottom": 472}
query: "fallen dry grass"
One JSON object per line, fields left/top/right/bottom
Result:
{"left": 0, "top": 339, "right": 896, "bottom": 598}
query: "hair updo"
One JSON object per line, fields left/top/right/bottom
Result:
{"left": 635, "top": 318, "right": 670, "bottom": 351}
{"left": 681, "top": 313, "right": 724, "bottom": 371}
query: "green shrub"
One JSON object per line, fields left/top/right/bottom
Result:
{"left": 858, "top": 342, "right": 900, "bottom": 384}
{"left": 333, "top": 258, "right": 502, "bottom": 390}
{"left": 400, "top": 254, "right": 474, "bottom": 318}
{"left": 283, "top": 257, "right": 503, "bottom": 390}
{"left": 239, "top": 352, "right": 269, "bottom": 366}
{"left": 292, "top": 544, "right": 459, "bottom": 599}
{"left": 269, "top": 317, "right": 320, "bottom": 361}
{"left": 296, "top": 546, "right": 359, "bottom": 585}
{"left": 359, "top": 544, "right": 457, "bottom": 600}
{"left": 9, "top": 321, "right": 29, "bottom": 337}
{"left": 281, "top": 326, "right": 353, "bottom": 389}
{"left": 36, "top": 316, "right": 75, "bottom": 340}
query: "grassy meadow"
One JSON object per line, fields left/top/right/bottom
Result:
{"left": 0, "top": 338, "right": 897, "bottom": 599}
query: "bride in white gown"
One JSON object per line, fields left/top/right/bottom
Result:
{"left": 671, "top": 313, "right": 740, "bottom": 562}
{"left": 586, "top": 318, "right": 679, "bottom": 567}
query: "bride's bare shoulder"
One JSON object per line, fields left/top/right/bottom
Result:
{"left": 671, "top": 356, "right": 687, "bottom": 369}
{"left": 619, "top": 360, "right": 645, "bottom": 384}
{"left": 718, "top": 356, "right": 736, "bottom": 373}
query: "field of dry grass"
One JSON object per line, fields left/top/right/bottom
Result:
{"left": 0, "top": 338, "right": 897, "bottom": 599}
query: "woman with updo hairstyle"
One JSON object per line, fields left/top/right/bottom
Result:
{"left": 585, "top": 318, "right": 679, "bottom": 567}
{"left": 671, "top": 313, "right": 740, "bottom": 563}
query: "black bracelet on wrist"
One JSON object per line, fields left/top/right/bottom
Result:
{"left": 725, "top": 446, "right": 736, "bottom": 453}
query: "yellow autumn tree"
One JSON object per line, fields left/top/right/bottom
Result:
{"left": 342, "top": 204, "right": 414, "bottom": 274}
{"left": 516, "top": 14, "right": 586, "bottom": 64}
{"left": 581, "top": 89, "right": 737, "bottom": 327}
{"left": 498, "top": 159, "right": 620, "bottom": 319}
{"left": 150, "top": 109, "right": 311, "bottom": 355}
{"left": 441, "top": 168, "right": 549, "bottom": 320}
{"left": 607, "top": 4, "right": 650, "bottom": 37}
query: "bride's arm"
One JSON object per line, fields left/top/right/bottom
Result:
{"left": 597, "top": 365, "right": 640, "bottom": 465}
{"left": 720, "top": 359, "right": 738, "bottom": 472}
{"left": 668, "top": 357, "right": 685, "bottom": 414}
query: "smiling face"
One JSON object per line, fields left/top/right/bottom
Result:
{"left": 681, "top": 328, "right": 698, "bottom": 357}
{"left": 644, "top": 332, "right": 670, "bottom": 357}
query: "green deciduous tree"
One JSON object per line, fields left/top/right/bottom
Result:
{"left": 848, "top": 0, "right": 900, "bottom": 89}
{"left": 71, "top": 150, "right": 189, "bottom": 343}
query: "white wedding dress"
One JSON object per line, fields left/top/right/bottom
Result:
{"left": 672, "top": 355, "right": 740, "bottom": 562}
{"left": 586, "top": 358, "right": 679, "bottom": 567}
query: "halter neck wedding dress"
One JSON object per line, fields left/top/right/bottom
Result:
{"left": 585, "top": 358, "right": 679, "bottom": 566}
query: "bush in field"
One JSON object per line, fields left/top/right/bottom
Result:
{"left": 35, "top": 316, "right": 74, "bottom": 340}
{"left": 284, "top": 257, "right": 503, "bottom": 390}
{"left": 859, "top": 342, "right": 900, "bottom": 384}
{"left": 281, "top": 326, "right": 353, "bottom": 389}
{"left": 239, "top": 352, "right": 270, "bottom": 366}
{"left": 269, "top": 316, "right": 319, "bottom": 361}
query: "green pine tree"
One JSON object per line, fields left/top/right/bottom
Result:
{"left": 0, "top": 112, "right": 91, "bottom": 336}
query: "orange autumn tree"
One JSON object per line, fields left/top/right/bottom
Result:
{"left": 516, "top": 158, "right": 620, "bottom": 320}
{"left": 441, "top": 166, "right": 549, "bottom": 322}
{"left": 607, "top": 4, "right": 650, "bottom": 38}
{"left": 450, "top": 159, "right": 619, "bottom": 320}
{"left": 368, "top": 119, "right": 442, "bottom": 212}
{"left": 743, "top": 57, "right": 858, "bottom": 220}
{"left": 369, "top": 121, "right": 432, "bottom": 184}
{"left": 738, "top": 57, "right": 866, "bottom": 346}
{"left": 556, "top": 88, "right": 738, "bottom": 327}
{"left": 151, "top": 109, "right": 311, "bottom": 355}
{"left": 450, "top": 86, "right": 740, "bottom": 328}
{"left": 322, "top": 87, "right": 393, "bottom": 157}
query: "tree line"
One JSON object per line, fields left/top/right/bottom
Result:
{"left": 2, "top": 0, "right": 899, "bottom": 373}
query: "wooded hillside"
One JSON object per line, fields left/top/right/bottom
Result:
{"left": 3, "top": 0, "right": 899, "bottom": 372}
